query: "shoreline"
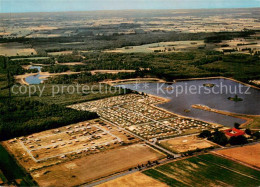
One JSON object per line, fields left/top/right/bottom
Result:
{"left": 108, "top": 76, "right": 260, "bottom": 129}
{"left": 15, "top": 71, "right": 81, "bottom": 85}
{"left": 14, "top": 73, "right": 38, "bottom": 85}
{"left": 191, "top": 104, "right": 258, "bottom": 128}
{"left": 140, "top": 93, "right": 223, "bottom": 128}
{"left": 151, "top": 103, "right": 223, "bottom": 129}
{"left": 173, "top": 76, "right": 260, "bottom": 90}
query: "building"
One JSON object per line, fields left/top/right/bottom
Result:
{"left": 223, "top": 128, "right": 245, "bottom": 138}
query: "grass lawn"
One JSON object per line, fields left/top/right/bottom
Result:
{"left": 143, "top": 154, "right": 260, "bottom": 187}
{"left": 242, "top": 116, "right": 260, "bottom": 129}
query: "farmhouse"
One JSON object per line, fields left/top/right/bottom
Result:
{"left": 223, "top": 128, "right": 245, "bottom": 138}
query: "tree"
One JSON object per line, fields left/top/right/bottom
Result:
{"left": 212, "top": 130, "right": 228, "bottom": 146}
{"left": 253, "top": 131, "right": 260, "bottom": 139}
{"left": 199, "top": 130, "right": 212, "bottom": 138}
{"left": 234, "top": 123, "right": 240, "bottom": 129}
{"left": 229, "top": 135, "right": 248, "bottom": 145}
{"left": 245, "top": 129, "right": 252, "bottom": 135}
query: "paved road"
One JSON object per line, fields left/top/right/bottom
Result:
{"left": 84, "top": 169, "right": 139, "bottom": 187}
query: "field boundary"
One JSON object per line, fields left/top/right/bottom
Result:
{"left": 212, "top": 151, "right": 260, "bottom": 171}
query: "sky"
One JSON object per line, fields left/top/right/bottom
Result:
{"left": 0, "top": 0, "right": 259, "bottom": 13}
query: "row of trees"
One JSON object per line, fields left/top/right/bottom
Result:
{"left": 199, "top": 128, "right": 259, "bottom": 146}
{"left": 46, "top": 70, "right": 149, "bottom": 84}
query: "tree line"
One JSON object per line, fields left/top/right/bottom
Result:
{"left": 0, "top": 99, "right": 98, "bottom": 140}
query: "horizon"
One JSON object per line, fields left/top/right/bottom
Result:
{"left": 0, "top": 0, "right": 259, "bottom": 13}
{"left": 1, "top": 7, "right": 260, "bottom": 15}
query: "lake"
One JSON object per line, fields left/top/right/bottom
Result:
{"left": 25, "top": 66, "right": 48, "bottom": 84}
{"left": 116, "top": 78, "right": 260, "bottom": 127}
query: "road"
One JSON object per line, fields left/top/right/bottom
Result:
{"left": 84, "top": 169, "right": 139, "bottom": 187}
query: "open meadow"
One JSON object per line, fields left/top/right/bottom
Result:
{"left": 31, "top": 143, "right": 165, "bottom": 186}
{"left": 0, "top": 43, "right": 36, "bottom": 56}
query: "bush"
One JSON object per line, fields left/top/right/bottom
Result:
{"left": 229, "top": 135, "right": 248, "bottom": 145}
{"left": 245, "top": 129, "right": 252, "bottom": 135}
{"left": 234, "top": 123, "right": 241, "bottom": 129}
{"left": 253, "top": 131, "right": 260, "bottom": 139}
{"left": 211, "top": 129, "right": 228, "bottom": 146}
{"left": 198, "top": 130, "right": 212, "bottom": 138}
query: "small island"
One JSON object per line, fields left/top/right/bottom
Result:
{"left": 164, "top": 86, "right": 174, "bottom": 91}
{"left": 228, "top": 95, "right": 243, "bottom": 102}
{"left": 203, "top": 83, "right": 215, "bottom": 88}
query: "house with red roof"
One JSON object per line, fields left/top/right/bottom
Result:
{"left": 223, "top": 128, "right": 245, "bottom": 138}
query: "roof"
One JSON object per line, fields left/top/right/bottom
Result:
{"left": 223, "top": 128, "right": 245, "bottom": 137}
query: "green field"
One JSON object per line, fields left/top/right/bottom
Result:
{"left": 11, "top": 57, "right": 50, "bottom": 61}
{"left": 143, "top": 154, "right": 260, "bottom": 187}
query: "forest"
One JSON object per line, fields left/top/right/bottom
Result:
{"left": 0, "top": 99, "right": 98, "bottom": 140}
{"left": 44, "top": 52, "right": 260, "bottom": 84}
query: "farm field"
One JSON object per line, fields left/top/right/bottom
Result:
{"left": 11, "top": 57, "right": 50, "bottom": 61}
{"left": 98, "top": 172, "right": 167, "bottom": 187}
{"left": 47, "top": 51, "right": 73, "bottom": 56}
{"left": 31, "top": 143, "right": 165, "bottom": 186}
{"left": 104, "top": 38, "right": 259, "bottom": 54}
{"left": 0, "top": 43, "right": 36, "bottom": 56}
{"left": 105, "top": 41, "right": 205, "bottom": 53}
{"left": 90, "top": 69, "right": 136, "bottom": 75}
{"left": 143, "top": 154, "right": 260, "bottom": 187}
{"left": 158, "top": 135, "right": 217, "bottom": 153}
{"left": 214, "top": 143, "right": 260, "bottom": 168}
{"left": 215, "top": 38, "right": 260, "bottom": 55}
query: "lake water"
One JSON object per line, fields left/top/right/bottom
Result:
{"left": 25, "top": 66, "right": 47, "bottom": 84}
{"left": 116, "top": 78, "right": 260, "bottom": 127}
